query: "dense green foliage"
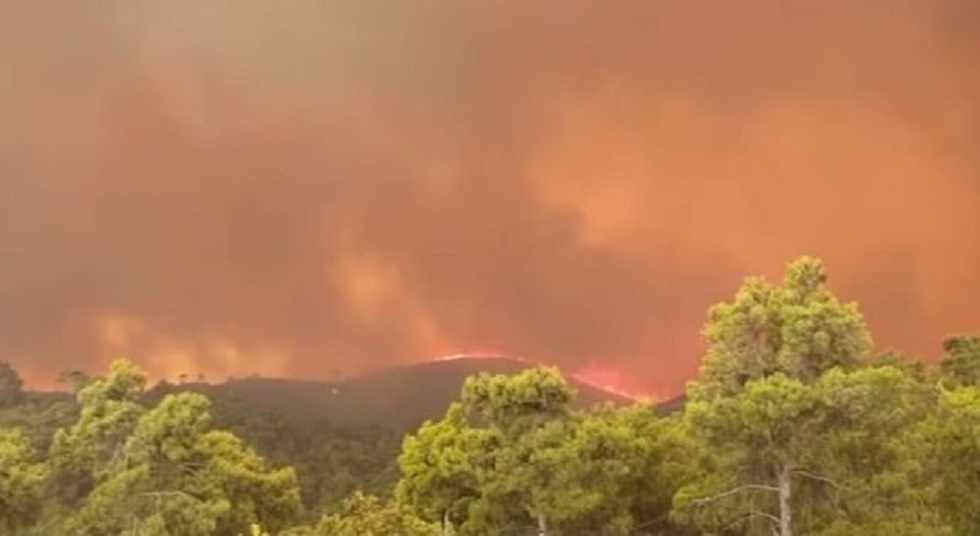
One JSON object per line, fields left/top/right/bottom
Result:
{"left": 284, "top": 491, "right": 440, "bottom": 536}
{"left": 0, "top": 428, "right": 46, "bottom": 533}
{"left": 0, "top": 256, "right": 977, "bottom": 534}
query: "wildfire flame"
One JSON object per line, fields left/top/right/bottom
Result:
{"left": 435, "top": 351, "right": 528, "bottom": 362}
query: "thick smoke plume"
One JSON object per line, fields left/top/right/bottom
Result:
{"left": 2, "top": 1, "right": 978, "bottom": 395}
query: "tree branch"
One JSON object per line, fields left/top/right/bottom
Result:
{"left": 634, "top": 513, "right": 669, "bottom": 529}
{"left": 723, "top": 510, "right": 781, "bottom": 529}
{"left": 690, "top": 483, "right": 780, "bottom": 507}
{"left": 792, "top": 469, "right": 844, "bottom": 489}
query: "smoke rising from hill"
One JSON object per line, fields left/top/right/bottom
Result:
{"left": 1, "top": 1, "right": 978, "bottom": 394}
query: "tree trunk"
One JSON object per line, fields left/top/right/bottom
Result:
{"left": 442, "top": 510, "right": 452, "bottom": 536}
{"left": 537, "top": 512, "right": 547, "bottom": 536}
{"left": 777, "top": 465, "right": 792, "bottom": 536}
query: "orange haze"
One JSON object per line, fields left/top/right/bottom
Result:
{"left": 1, "top": 1, "right": 978, "bottom": 396}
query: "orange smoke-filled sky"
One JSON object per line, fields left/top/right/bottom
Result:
{"left": 1, "top": 1, "right": 978, "bottom": 396}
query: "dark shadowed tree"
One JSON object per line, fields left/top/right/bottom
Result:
{"left": 939, "top": 334, "right": 980, "bottom": 388}
{"left": 0, "top": 361, "right": 25, "bottom": 409}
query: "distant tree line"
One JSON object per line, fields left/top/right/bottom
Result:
{"left": 1, "top": 256, "right": 977, "bottom": 535}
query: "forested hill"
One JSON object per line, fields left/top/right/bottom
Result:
{"left": 145, "top": 356, "right": 638, "bottom": 432}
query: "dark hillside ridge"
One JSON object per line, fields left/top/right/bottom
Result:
{"left": 31, "top": 357, "right": 682, "bottom": 433}
{"left": 150, "top": 357, "right": 638, "bottom": 432}
{"left": 656, "top": 393, "right": 687, "bottom": 415}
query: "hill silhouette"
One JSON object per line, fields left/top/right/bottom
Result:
{"left": 151, "top": 356, "right": 639, "bottom": 432}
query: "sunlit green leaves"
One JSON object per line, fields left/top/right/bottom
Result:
{"left": 679, "top": 257, "right": 934, "bottom": 535}
{"left": 51, "top": 360, "right": 302, "bottom": 536}
{"left": 398, "top": 367, "right": 692, "bottom": 535}
{"left": 0, "top": 428, "right": 46, "bottom": 533}
{"left": 303, "top": 491, "right": 439, "bottom": 536}
{"left": 695, "top": 257, "right": 871, "bottom": 400}
{"left": 933, "top": 386, "right": 980, "bottom": 534}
